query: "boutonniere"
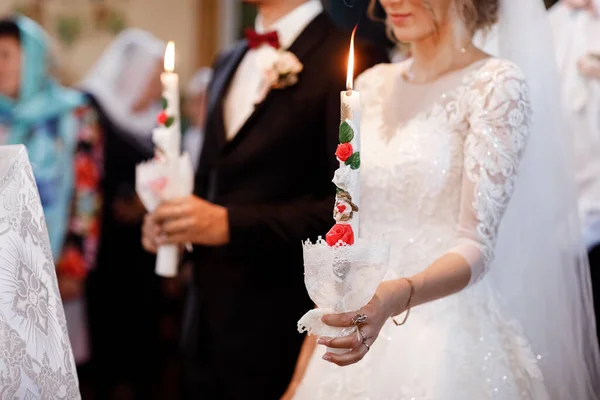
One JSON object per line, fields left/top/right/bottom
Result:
{"left": 255, "top": 47, "right": 303, "bottom": 104}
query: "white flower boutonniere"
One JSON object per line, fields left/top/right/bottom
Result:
{"left": 255, "top": 47, "right": 303, "bottom": 104}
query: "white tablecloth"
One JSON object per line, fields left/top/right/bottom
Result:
{"left": 0, "top": 145, "right": 80, "bottom": 399}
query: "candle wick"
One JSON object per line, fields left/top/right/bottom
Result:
{"left": 345, "top": 90, "right": 353, "bottom": 96}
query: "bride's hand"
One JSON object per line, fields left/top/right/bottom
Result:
{"left": 318, "top": 279, "right": 411, "bottom": 366}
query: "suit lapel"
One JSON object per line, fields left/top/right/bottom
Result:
{"left": 223, "top": 13, "right": 332, "bottom": 152}
{"left": 206, "top": 41, "right": 248, "bottom": 151}
{"left": 196, "top": 41, "right": 247, "bottom": 196}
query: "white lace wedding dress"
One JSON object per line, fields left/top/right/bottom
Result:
{"left": 0, "top": 145, "right": 80, "bottom": 399}
{"left": 293, "top": 58, "right": 551, "bottom": 400}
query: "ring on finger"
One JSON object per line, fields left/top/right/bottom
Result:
{"left": 357, "top": 328, "right": 368, "bottom": 344}
{"left": 351, "top": 313, "right": 368, "bottom": 325}
{"left": 363, "top": 341, "right": 370, "bottom": 351}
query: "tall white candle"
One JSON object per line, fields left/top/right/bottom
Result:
{"left": 154, "top": 41, "right": 182, "bottom": 278}
{"left": 339, "top": 90, "right": 360, "bottom": 236}
{"left": 331, "top": 27, "right": 361, "bottom": 242}
{"left": 154, "top": 41, "right": 181, "bottom": 159}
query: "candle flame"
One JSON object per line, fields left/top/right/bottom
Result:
{"left": 164, "top": 41, "right": 175, "bottom": 72}
{"left": 346, "top": 26, "right": 357, "bottom": 91}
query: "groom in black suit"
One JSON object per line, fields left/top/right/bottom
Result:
{"left": 143, "top": 0, "right": 388, "bottom": 398}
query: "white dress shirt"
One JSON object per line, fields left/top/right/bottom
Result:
{"left": 223, "top": 0, "right": 323, "bottom": 140}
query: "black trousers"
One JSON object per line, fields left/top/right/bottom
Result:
{"left": 587, "top": 244, "right": 600, "bottom": 345}
{"left": 180, "top": 284, "right": 307, "bottom": 400}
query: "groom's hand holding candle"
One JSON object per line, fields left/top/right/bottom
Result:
{"left": 153, "top": 195, "right": 230, "bottom": 246}
{"left": 142, "top": 213, "right": 161, "bottom": 254}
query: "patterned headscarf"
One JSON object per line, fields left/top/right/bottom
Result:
{"left": 0, "top": 15, "right": 85, "bottom": 258}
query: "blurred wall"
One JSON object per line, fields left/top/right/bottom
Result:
{"left": 2, "top": 0, "right": 198, "bottom": 86}
{"left": 219, "top": 0, "right": 240, "bottom": 52}
{"left": 0, "top": 0, "right": 561, "bottom": 86}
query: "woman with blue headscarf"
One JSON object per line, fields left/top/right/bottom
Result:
{"left": 0, "top": 15, "right": 103, "bottom": 371}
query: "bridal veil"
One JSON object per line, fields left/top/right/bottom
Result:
{"left": 478, "top": 0, "right": 600, "bottom": 397}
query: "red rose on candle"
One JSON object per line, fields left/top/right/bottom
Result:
{"left": 326, "top": 223, "right": 355, "bottom": 246}
{"left": 335, "top": 143, "right": 354, "bottom": 162}
{"left": 157, "top": 111, "right": 168, "bottom": 125}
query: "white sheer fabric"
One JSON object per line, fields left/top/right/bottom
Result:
{"left": 549, "top": 4, "right": 600, "bottom": 248}
{"left": 481, "top": 0, "right": 600, "bottom": 396}
{"left": 79, "top": 29, "right": 165, "bottom": 138}
{"left": 0, "top": 145, "right": 80, "bottom": 399}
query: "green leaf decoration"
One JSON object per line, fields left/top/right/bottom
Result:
{"left": 161, "top": 97, "right": 168, "bottom": 110}
{"left": 339, "top": 121, "right": 354, "bottom": 144}
{"left": 165, "top": 116, "right": 175, "bottom": 128}
{"left": 345, "top": 152, "right": 361, "bottom": 170}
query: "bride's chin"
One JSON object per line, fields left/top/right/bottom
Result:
{"left": 390, "top": 28, "right": 431, "bottom": 46}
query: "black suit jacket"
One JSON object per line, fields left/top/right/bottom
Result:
{"left": 184, "top": 12, "right": 388, "bottom": 399}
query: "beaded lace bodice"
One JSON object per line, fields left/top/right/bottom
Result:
{"left": 357, "top": 58, "right": 531, "bottom": 283}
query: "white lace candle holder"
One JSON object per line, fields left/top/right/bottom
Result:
{"left": 298, "top": 236, "right": 390, "bottom": 353}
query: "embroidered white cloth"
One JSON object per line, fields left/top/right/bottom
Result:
{"left": 0, "top": 145, "right": 80, "bottom": 399}
{"left": 297, "top": 237, "right": 389, "bottom": 339}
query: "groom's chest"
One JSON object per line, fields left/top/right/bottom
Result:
{"left": 210, "top": 48, "right": 338, "bottom": 157}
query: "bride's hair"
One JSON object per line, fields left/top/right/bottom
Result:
{"left": 368, "top": 0, "right": 499, "bottom": 37}
{"left": 458, "top": 0, "right": 499, "bottom": 32}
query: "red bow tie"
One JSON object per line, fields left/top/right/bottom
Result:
{"left": 245, "top": 28, "right": 280, "bottom": 50}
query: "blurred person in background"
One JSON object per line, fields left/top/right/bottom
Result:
{"left": 549, "top": 0, "right": 600, "bottom": 344}
{"left": 79, "top": 29, "right": 165, "bottom": 400}
{"left": 183, "top": 67, "right": 212, "bottom": 172}
{"left": 153, "top": 69, "right": 215, "bottom": 400}
{"left": 0, "top": 15, "right": 103, "bottom": 392}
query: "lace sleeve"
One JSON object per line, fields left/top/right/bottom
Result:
{"left": 449, "top": 60, "right": 531, "bottom": 285}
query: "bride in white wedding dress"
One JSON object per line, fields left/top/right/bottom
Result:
{"left": 287, "top": 0, "right": 600, "bottom": 399}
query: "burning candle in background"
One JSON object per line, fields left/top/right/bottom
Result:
{"left": 154, "top": 41, "right": 181, "bottom": 158}
{"left": 145, "top": 40, "right": 193, "bottom": 278}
